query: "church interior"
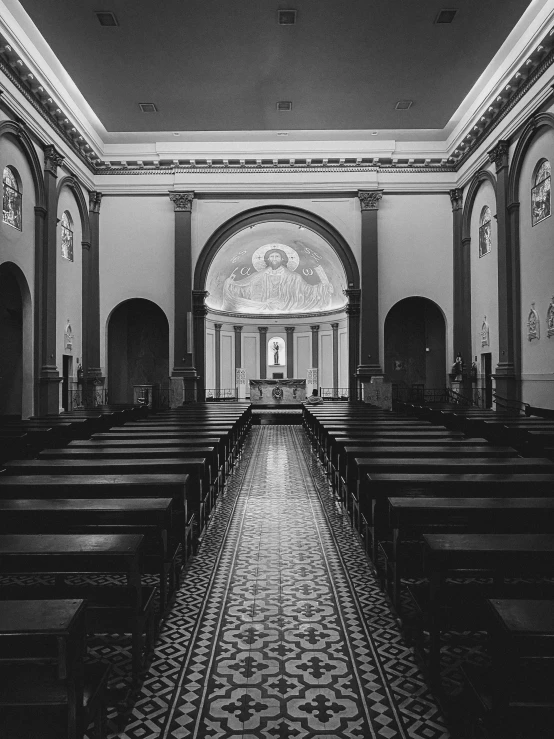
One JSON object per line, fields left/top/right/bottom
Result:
{"left": 1, "top": 1, "right": 554, "bottom": 737}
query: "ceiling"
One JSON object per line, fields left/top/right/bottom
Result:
{"left": 17, "top": 0, "right": 533, "bottom": 136}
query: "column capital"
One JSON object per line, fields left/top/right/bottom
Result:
{"left": 310, "top": 325, "right": 320, "bottom": 332}
{"left": 169, "top": 191, "right": 194, "bottom": 212}
{"left": 358, "top": 190, "right": 383, "bottom": 211}
{"left": 192, "top": 289, "right": 209, "bottom": 317}
{"left": 233, "top": 325, "right": 243, "bottom": 333}
{"left": 487, "top": 140, "right": 509, "bottom": 172}
{"left": 89, "top": 191, "right": 103, "bottom": 214}
{"left": 43, "top": 145, "right": 64, "bottom": 176}
{"left": 285, "top": 326, "right": 295, "bottom": 333}
{"left": 449, "top": 188, "right": 464, "bottom": 211}
{"left": 214, "top": 323, "right": 222, "bottom": 330}
{"left": 258, "top": 326, "right": 268, "bottom": 334}
{"left": 331, "top": 322, "right": 339, "bottom": 330}
{"left": 344, "top": 287, "right": 361, "bottom": 316}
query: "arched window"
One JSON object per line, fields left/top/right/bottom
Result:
{"left": 532, "top": 159, "right": 551, "bottom": 226}
{"left": 2, "top": 166, "right": 22, "bottom": 230}
{"left": 60, "top": 211, "right": 74, "bottom": 261}
{"left": 478, "top": 206, "right": 492, "bottom": 258}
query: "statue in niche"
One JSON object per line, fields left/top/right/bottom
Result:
{"left": 273, "top": 341, "right": 280, "bottom": 365}
{"left": 223, "top": 246, "right": 333, "bottom": 313}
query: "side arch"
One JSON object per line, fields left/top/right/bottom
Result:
{"left": 56, "top": 176, "right": 91, "bottom": 244}
{"left": 194, "top": 204, "right": 360, "bottom": 291}
{"left": 0, "top": 120, "right": 45, "bottom": 208}
{"left": 462, "top": 169, "right": 497, "bottom": 241}
{"left": 508, "top": 111, "right": 554, "bottom": 205}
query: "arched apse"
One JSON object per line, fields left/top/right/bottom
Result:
{"left": 0, "top": 262, "right": 33, "bottom": 418}
{"left": 195, "top": 205, "right": 360, "bottom": 293}
{"left": 384, "top": 297, "right": 446, "bottom": 392}
{"left": 107, "top": 299, "right": 169, "bottom": 404}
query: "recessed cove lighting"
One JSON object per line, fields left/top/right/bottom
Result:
{"left": 395, "top": 100, "right": 413, "bottom": 110}
{"left": 95, "top": 11, "right": 119, "bottom": 27}
{"left": 278, "top": 10, "right": 297, "bottom": 25}
{"left": 277, "top": 101, "right": 293, "bottom": 112}
{"left": 139, "top": 103, "right": 158, "bottom": 113}
{"left": 435, "top": 9, "right": 457, "bottom": 24}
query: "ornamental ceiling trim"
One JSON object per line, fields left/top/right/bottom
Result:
{"left": 1, "top": 17, "right": 554, "bottom": 176}
{"left": 207, "top": 306, "right": 347, "bottom": 321}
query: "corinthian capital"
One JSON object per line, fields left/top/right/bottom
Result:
{"left": 358, "top": 190, "right": 383, "bottom": 211}
{"left": 169, "top": 191, "right": 194, "bottom": 212}
{"left": 487, "top": 140, "right": 509, "bottom": 170}
{"left": 449, "top": 188, "right": 463, "bottom": 211}
{"left": 89, "top": 191, "right": 103, "bottom": 214}
{"left": 43, "top": 145, "right": 64, "bottom": 176}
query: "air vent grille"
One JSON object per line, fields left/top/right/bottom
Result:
{"left": 395, "top": 100, "right": 413, "bottom": 110}
{"left": 435, "top": 9, "right": 457, "bottom": 24}
{"left": 278, "top": 10, "right": 297, "bottom": 25}
{"left": 276, "top": 101, "right": 293, "bottom": 111}
{"left": 95, "top": 11, "right": 119, "bottom": 27}
{"left": 139, "top": 103, "right": 158, "bottom": 113}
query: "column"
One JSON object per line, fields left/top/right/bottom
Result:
{"left": 38, "top": 145, "right": 64, "bottom": 415}
{"left": 214, "top": 323, "right": 222, "bottom": 392}
{"left": 331, "top": 322, "right": 339, "bottom": 395}
{"left": 310, "top": 325, "right": 319, "bottom": 370}
{"left": 488, "top": 141, "right": 518, "bottom": 401}
{"left": 285, "top": 326, "right": 295, "bottom": 378}
{"left": 345, "top": 288, "right": 361, "bottom": 399}
{"left": 357, "top": 191, "right": 384, "bottom": 379}
{"left": 169, "top": 191, "right": 195, "bottom": 388}
{"left": 192, "top": 290, "right": 208, "bottom": 402}
{"left": 258, "top": 327, "right": 268, "bottom": 379}
{"left": 451, "top": 188, "right": 472, "bottom": 396}
{"left": 33, "top": 204, "right": 47, "bottom": 414}
{"left": 234, "top": 325, "right": 245, "bottom": 398}
{"left": 86, "top": 191, "right": 103, "bottom": 384}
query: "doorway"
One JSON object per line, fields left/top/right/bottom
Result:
{"left": 481, "top": 352, "right": 493, "bottom": 408}
{"left": 61, "top": 355, "right": 73, "bottom": 411}
{"left": 0, "top": 263, "right": 32, "bottom": 418}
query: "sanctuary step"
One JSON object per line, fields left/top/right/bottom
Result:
{"left": 251, "top": 406, "right": 303, "bottom": 425}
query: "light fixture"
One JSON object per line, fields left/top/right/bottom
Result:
{"left": 139, "top": 103, "right": 158, "bottom": 113}
{"left": 277, "top": 101, "right": 292, "bottom": 112}
{"left": 395, "top": 100, "right": 413, "bottom": 110}
{"left": 95, "top": 11, "right": 119, "bottom": 27}
{"left": 278, "top": 10, "right": 297, "bottom": 25}
{"left": 434, "top": 9, "right": 457, "bottom": 24}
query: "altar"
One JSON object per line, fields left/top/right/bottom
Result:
{"left": 249, "top": 379, "right": 306, "bottom": 405}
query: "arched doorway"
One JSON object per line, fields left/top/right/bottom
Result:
{"left": 0, "top": 262, "right": 33, "bottom": 418}
{"left": 107, "top": 299, "right": 169, "bottom": 405}
{"left": 385, "top": 297, "right": 446, "bottom": 400}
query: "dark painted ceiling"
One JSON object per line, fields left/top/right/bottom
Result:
{"left": 19, "top": 0, "right": 532, "bottom": 132}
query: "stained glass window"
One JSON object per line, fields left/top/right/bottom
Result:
{"left": 532, "top": 159, "right": 551, "bottom": 226}
{"left": 61, "top": 211, "right": 74, "bottom": 261}
{"left": 478, "top": 206, "right": 492, "bottom": 258}
{"left": 2, "top": 166, "right": 22, "bottom": 230}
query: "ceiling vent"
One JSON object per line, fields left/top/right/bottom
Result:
{"left": 435, "top": 9, "right": 457, "bottom": 24}
{"left": 278, "top": 10, "right": 297, "bottom": 25}
{"left": 95, "top": 11, "right": 119, "bottom": 27}
{"left": 139, "top": 103, "right": 158, "bottom": 113}
{"left": 276, "top": 101, "right": 293, "bottom": 111}
{"left": 395, "top": 100, "right": 413, "bottom": 110}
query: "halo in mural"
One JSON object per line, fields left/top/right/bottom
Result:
{"left": 205, "top": 221, "right": 348, "bottom": 315}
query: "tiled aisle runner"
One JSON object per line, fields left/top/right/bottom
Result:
{"left": 120, "top": 427, "right": 449, "bottom": 739}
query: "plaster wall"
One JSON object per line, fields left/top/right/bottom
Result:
{"left": 378, "top": 193, "right": 452, "bottom": 378}
{"left": 221, "top": 330, "right": 234, "bottom": 389}
{"left": 295, "top": 332, "right": 311, "bottom": 379}
{"left": 99, "top": 195, "right": 174, "bottom": 372}
{"left": 469, "top": 178, "right": 499, "bottom": 378}
{"left": 518, "top": 125, "right": 554, "bottom": 408}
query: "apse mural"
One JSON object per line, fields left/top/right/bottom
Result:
{"left": 205, "top": 221, "right": 348, "bottom": 315}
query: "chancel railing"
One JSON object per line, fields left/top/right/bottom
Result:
{"left": 320, "top": 387, "right": 352, "bottom": 401}
{"left": 205, "top": 388, "right": 238, "bottom": 401}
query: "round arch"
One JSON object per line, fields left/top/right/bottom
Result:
{"left": 508, "top": 111, "right": 554, "bottom": 206}
{"left": 0, "top": 120, "right": 45, "bottom": 208}
{"left": 462, "top": 169, "right": 497, "bottom": 241}
{"left": 194, "top": 204, "right": 360, "bottom": 291}
{"left": 0, "top": 261, "right": 33, "bottom": 418}
{"left": 56, "top": 176, "right": 91, "bottom": 244}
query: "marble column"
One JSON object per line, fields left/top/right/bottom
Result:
{"left": 38, "top": 145, "right": 64, "bottom": 415}
{"left": 451, "top": 188, "right": 471, "bottom": 396}
{"left": 331, "top": 322, "right": 339, "bottom": 395}
{"left": 357, "top": 190, "right": 383, "bottom": 379}
{"left": 192, "top": 290, "right": 208, "bottom": 402}
{"left": 86, "top": 191, "right": 103, "bottom": 384}
{"left": 310, "top": 325, "right": 319, "bottom": 372}
{"left": 345, "top": 288, "right": 361, "bottom": 399}
{"left": 488, "top": 141, "right": 519, "bottom": 401}
{"left": 258, "top": 327, "right": 268, "bottom": 379}
{"left": 285, "top": 327, "right": 295, "bottom": 378}
{"left": 233, "top": 325, "right": 242, "bottom": 369}
{"left": 214, "top": 323, "right": 222, "bottom": 392}
{"left": 169, "top": 191, "right": 196, "bottom": 395}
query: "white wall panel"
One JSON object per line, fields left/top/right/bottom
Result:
{"left": 221, "top": 333, "right": 234, "bottom": 389}
{"left": 295, "top": 334, "right": 311, "bottom": 379}
{"left": 319, "top": 332, "right": 333, "bottom": 389}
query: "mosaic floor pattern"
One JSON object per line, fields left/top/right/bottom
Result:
{"left": 117, "top": 426, "right": 450, "bottom": 739}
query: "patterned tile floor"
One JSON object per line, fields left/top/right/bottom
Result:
{"left": 114, "top": 427, "right": 450, "bottom": 739}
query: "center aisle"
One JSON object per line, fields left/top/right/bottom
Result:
{"left": 119, "top": 426, "right": 449, "bottom": 739}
